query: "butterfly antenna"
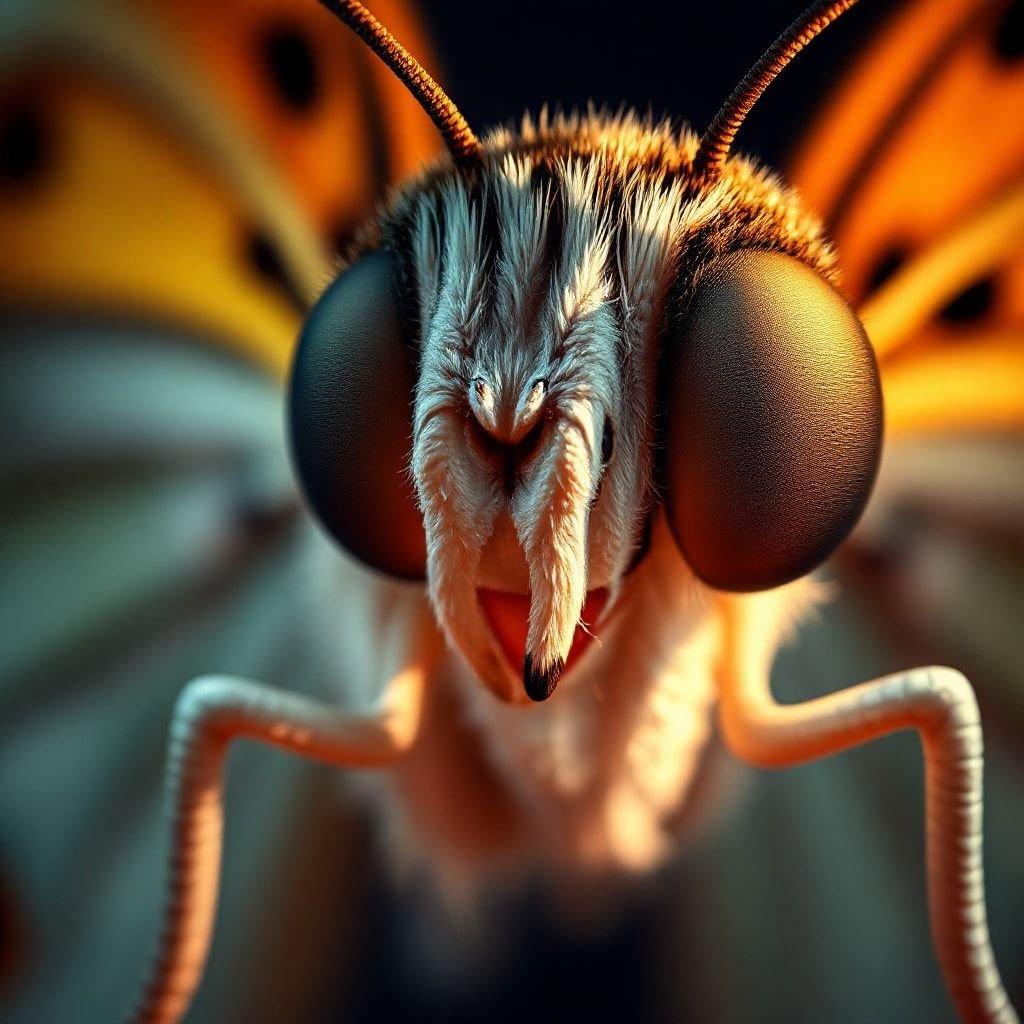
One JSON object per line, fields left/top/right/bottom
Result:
{"left": 694, "top": 0, "right": 859, "bottom": 183}
{"left": 319, "top": 0, "right": 483, "bottom": 167}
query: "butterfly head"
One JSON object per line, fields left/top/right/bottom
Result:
{"left": 289, "top": 1, "right": 880, "bottom": 704}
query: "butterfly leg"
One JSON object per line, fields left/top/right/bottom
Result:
{"left": 127, "top": 664, "right": 426, "bottom": 1024}
{"left": 717, "top": 603, "right": 1018, "bottom": 1024}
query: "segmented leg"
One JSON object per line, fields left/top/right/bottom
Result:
{"left": 128, "top": 666, "right": 425, "bottom": 1024}
{"left": 717, "top": 600, "right": 1018, "bottom": 1024}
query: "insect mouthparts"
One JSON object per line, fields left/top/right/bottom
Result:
{"left": 523, "top": 652, "right": 565, "bottom": 702}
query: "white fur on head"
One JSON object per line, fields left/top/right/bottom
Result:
{"left": 408, "top": 150, "right": 672, "bottom": 703}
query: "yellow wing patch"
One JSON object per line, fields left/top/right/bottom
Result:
{"left": 0, "top": 70, "right": 302, "bottom": 376}
{"left": 0, "top": 0, "right": 441, "bottom": 375}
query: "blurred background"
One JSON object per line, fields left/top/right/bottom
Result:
{"left": 1, "top": 0, "right": 1022, "bottom": 1021}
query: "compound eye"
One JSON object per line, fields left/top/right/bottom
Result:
{"left": 288, "top": 249, "right": 426, "bottom": 579}
{"left": 663, "top": 249, "right": 883, "bottom": 592}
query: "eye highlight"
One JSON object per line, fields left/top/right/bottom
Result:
{"left": 662, "top": 249, "right": 883, "bottom": 592}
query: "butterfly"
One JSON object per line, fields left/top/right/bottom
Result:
{"left": 0, "top": 2, "right": 1021, "bottom": 1023}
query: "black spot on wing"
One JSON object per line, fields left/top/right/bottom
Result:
{"left": 939, "top": 274, "right": 998, "bottom": 324}
{"left": 244, "top": 228, "right": 306, "bottom": 310}
{"left": 0, "top": 100, "right": 51, "bottom": 189}
{"left": 994, "top": 0, "right": 1024, "bottom": 63}
{"left": 259, "top": 23, "right": 320, "bottom": 114}
{"left": 866, "top": 244, "right": 909, "bottom": 294}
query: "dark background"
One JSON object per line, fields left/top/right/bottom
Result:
{"left": 421, "top": 0, "right": 886, "bottom": 174}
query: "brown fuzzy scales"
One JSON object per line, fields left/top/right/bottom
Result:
{"left": 347, "top": 108, "right": 839, "bottom": 346}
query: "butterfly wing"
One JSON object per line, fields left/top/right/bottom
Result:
{"left": 0, "top": 2, "right": 438, "bottom": 1019}
{"left": 788, "top": 0, "right": 1024, "bottom": 688}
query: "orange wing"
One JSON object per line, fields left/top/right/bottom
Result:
{"left": 789, "top": 0, "right": 1024, "bottom": 707}
{"left": 137, "top": 0, "right": 439, "bottom": 235}
{"left": 0, "top": 3, "right": 438, "bottom": 1020}
{"left": 0, "top": 0, "right": 439, "bottom": 374}
{"left": 790, "top": 0, "right": 1024, "bottom": 437}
